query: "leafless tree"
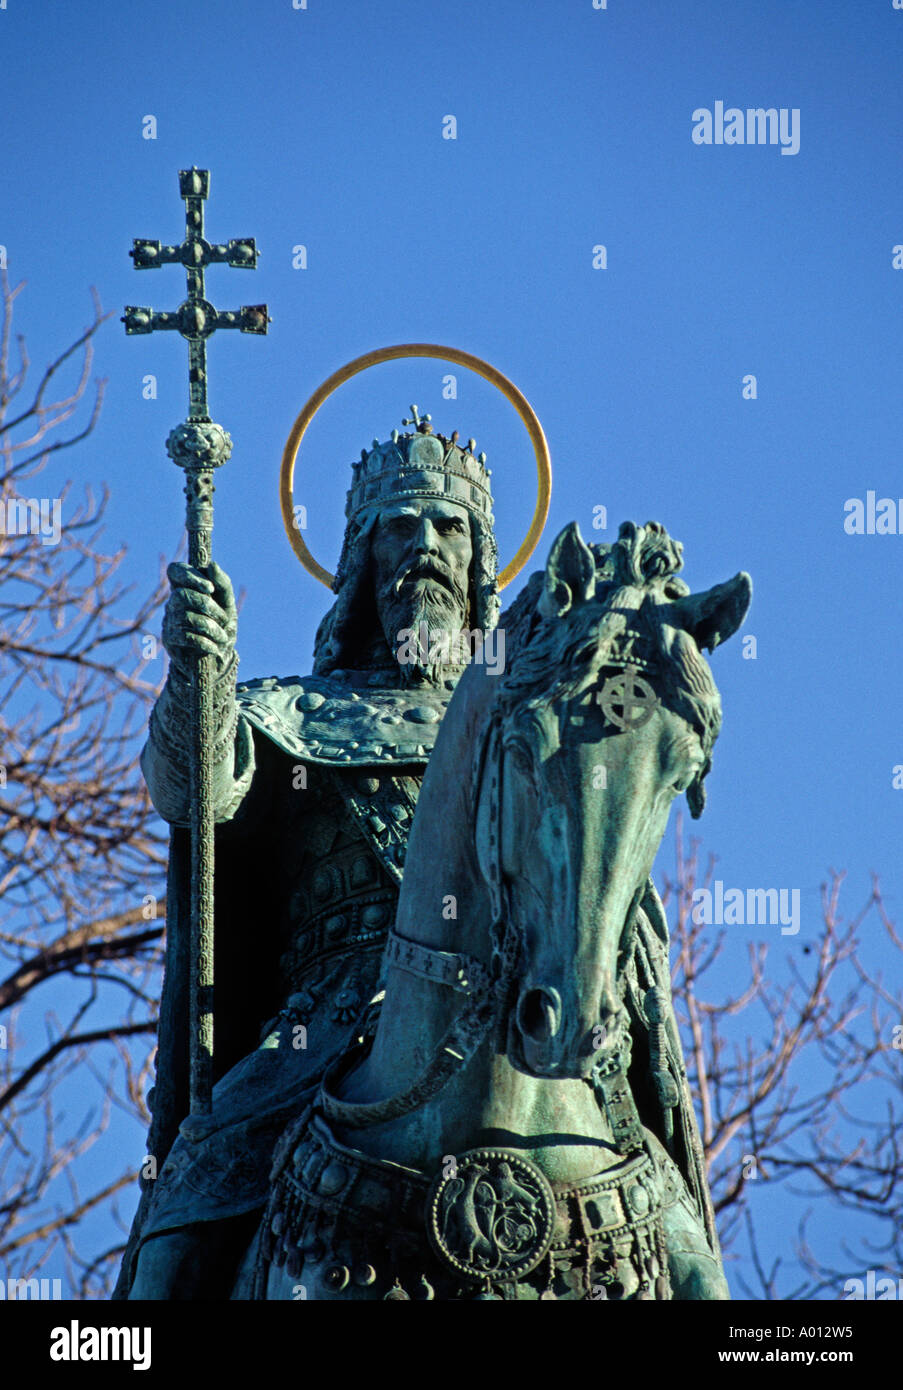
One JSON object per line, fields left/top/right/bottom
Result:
{"left": 0, "top": 268, "right": 168, "bottom": 1297}
{"left": 662, "top": 813, "right": 902, "bottom": 1300}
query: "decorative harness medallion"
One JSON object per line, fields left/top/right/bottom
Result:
{"left": 426, "top": 1149, "right": 556, "bottom": 1284}
{"left": 597, "top": 662, "right": 660, "bottom": 732}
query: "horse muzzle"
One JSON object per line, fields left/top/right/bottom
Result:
{"left": 512, "top": 984, "right": 621, "bottom": 1079}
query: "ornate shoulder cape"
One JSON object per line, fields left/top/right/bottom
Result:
{"left": 233, "top": 670, "right": 454, "bottom": 765}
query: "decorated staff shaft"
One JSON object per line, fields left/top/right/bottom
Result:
{"left": 124, "top": 167, "right": 269, "bottom": 1114}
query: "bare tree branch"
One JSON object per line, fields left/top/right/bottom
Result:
{"left": 0, "top": 272, "right": 168, "bottom": 1296}
{"left": 661, "top": 812, "right": 903, "bottom": 1298}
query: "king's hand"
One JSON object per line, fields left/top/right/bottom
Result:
{"left": 162, "top": 561, "right": 238, "bottom": 675}
{"left": 144, "top": 561, "right": 251, "bottom": 826}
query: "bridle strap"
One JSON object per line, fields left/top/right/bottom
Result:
{"left": 483, "top": 714, "right": 506, "bottom": 928}
{"left": 383, "top": 929, "right": 492, "bottom": 998}
{"left": 317, "top": 992, "right": 493, "bottom": 1129}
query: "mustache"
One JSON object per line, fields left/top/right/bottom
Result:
{"left": 382, "top": 554, "right": 459, "bottom": 600}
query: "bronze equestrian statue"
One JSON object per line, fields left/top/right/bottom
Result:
{"left": 116, "top": 413, "right": 749, "bottom": 1300}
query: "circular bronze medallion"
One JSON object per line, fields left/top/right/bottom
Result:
{"left": 426, "top": 1149, "right": 556, "bottom": 1283}
{"left": 598, "top": 664, "right": 660, "bottom": 732}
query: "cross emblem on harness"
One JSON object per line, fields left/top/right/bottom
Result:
{"left": 122, "top": 166, "right": 269, "bottom": 421}
{"left": 597, "top": 663, "right": 660, "bottom": 732}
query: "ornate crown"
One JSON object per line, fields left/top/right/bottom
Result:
{"left": 346, "top": 406, "right": 494, "bottom": 526}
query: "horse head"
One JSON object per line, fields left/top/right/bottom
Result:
{"left": 475, "top": 520, "right": 751, "bottom": 1081}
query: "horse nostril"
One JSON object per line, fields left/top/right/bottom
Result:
{"left": 517, "top": 988, "right": 561, "bottom": 1042}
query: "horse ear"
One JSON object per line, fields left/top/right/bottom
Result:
{"left": 666, "top": 572, "right": 752, "bottom": 652}
{"left": 538, "top": 523, "right": 596, "bottom": 620}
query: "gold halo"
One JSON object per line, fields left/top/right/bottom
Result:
{"left": 279, "top": 343, "right": 551, "bottom": 589}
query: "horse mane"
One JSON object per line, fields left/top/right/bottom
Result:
{"left": 493, "top": 522, "right": 723, "bottom": 818}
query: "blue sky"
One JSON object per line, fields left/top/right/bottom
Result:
{"left": 2, "top": 0, "right": 902, "bottom": 1300}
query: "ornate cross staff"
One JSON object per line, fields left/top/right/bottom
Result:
{"left": 123, "top": 166, "right": 269, "bottom": 1114}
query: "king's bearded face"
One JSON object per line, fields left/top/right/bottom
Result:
{"left": 370, "top": 499, "right": 473, "bottom": 683}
